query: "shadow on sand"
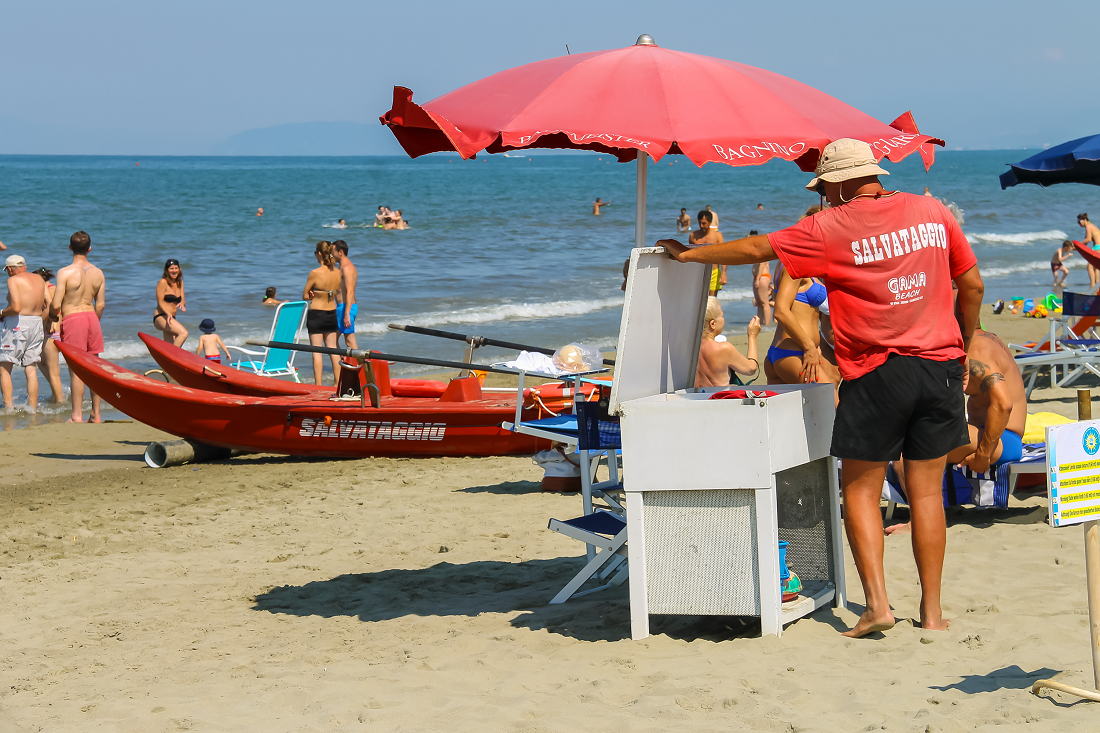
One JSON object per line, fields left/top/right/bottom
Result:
{"left": 252, "top": 557, "right": 774, "bottom": 642}
{"left": 930, "top": 665, "right": 1059, "bottom": 694}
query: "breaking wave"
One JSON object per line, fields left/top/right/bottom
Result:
{"left": 716, "top": 288, "right": 754, "bottom": 302}
{"left": 981, "top": 259, "right": 1082, "bottom": 277}
{"left": 966, "top": 230, "right": 1068, "bottom": 245}
{"left": 358, "top": 296, "right": 625, "bottom": 335}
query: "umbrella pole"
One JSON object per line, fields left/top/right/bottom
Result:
{"left": 635, "top": 152, "right": 648, "bottom": 248}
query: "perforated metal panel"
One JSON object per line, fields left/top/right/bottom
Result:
{"left": 642, "top": 489, "right": 760, "bottom": 615}
{"left": 776, "top": 458, "right": 834, "bottom": 584}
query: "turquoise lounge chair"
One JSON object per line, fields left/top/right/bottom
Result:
{"left": 226, "top": 301, "right": 308, "bottom": 382}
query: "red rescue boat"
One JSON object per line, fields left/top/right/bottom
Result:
{"left": 139, "top": 332, "right": 448, "bottom": 399}
{"left": 59, "top": 342, "right": 549, "bottom": 458}
{"left": 138, "top": 332, "right": 599, "bottom": 413}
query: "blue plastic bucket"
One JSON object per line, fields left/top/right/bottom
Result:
{"left": 1024, "top": 298, "right": 1034, "bottom": 312}
{"left": 778, "top": 540, "right": 791, "bottom": 580}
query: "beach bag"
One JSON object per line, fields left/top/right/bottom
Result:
{"left": 532, "top": 444, "right": 582, "bottom": 492}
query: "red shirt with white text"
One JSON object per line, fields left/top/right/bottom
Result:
{"left": 768, "top": 192, "right": 977, "bottom": 380}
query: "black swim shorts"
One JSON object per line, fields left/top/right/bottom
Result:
{"left": 831, "top": 354, "right": 969, "bottom": 462}
{"left": 306, "top": 308, "right": 338, "bottom": 335}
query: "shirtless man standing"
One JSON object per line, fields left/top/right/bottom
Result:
{"left": 676, "top": 208, "right": 690, "bottom": 232}
{"left": 689, "top": 210, "right": 725, "bottom": 295}
{"left": 1, "top": 255, "right": 47, "bottom": 411}
{"left": 592, "top": 197, "right": 611, "bottom": 215}
{"left": 50, "top": 231, "right": 105, "bottom": 423}
{"left": 1078, "top": 214, "right": 1100, "bottom": 290}
{"left": 333, "top": 240, "right": 358, "bottom": 350}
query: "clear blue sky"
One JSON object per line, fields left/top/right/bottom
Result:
{"left": 1, "top": 0, "right": 1096, "bottom": 155}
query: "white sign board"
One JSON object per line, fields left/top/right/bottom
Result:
{"left": 1047, "top": 420, "right": 1100, "bottom": 527}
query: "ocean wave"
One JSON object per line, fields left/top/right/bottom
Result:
{"left": 966, "top": 230, "right": 1067, "bottom": 245}
{"left": 358, "top": 297, "right": 625, "bottom": 335}
{"left": 981, "top": 259, "right": 1083, "bottom": 277}
{"left": 716, "top": 288, "right": 754, "bottom": 302}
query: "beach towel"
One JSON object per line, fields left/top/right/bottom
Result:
{"left": 881, "top": 443, "right": 1046, "bottom": 509}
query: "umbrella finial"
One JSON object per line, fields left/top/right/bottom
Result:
{"left": 635, "top": 34, "right": 657, "bottom": 46}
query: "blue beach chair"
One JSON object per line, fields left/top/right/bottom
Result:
{"left": 226, "top": 300, "right": 308, "bottom": 381}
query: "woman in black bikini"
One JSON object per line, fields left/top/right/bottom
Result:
{"left": 303, "top": 241, "right": 342, "bottom": 385}
{"left": 154, "top": 258, "right": 188, "bottom": 346}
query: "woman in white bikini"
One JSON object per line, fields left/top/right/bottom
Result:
{"left": 153, "top": 259, "right": 188, "bottom": 346}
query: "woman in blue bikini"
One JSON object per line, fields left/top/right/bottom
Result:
{"left": 764, "top": 266, "right": 841, "bottom": 397}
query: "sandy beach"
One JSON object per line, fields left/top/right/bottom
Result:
{"left": 2, "top": 305, "right": 1100, "bottom": 731}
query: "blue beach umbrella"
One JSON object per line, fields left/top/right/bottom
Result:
{"left": 1000, "top": 134, "right": 1100, "bottom": 189}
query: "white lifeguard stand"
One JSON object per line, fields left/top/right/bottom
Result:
{"left": 612, "top": 247, "right": 846, "bottom": 640}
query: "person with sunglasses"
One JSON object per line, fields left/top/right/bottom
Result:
{"left": 660, "top": 138, "right": 985, "bottom": 640}
{"left": 154, "top": 258, "right": 187, "bottom": 346}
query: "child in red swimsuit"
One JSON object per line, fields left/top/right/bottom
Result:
{"left": 195, "top": 319, "right": 229, "bottom": 364}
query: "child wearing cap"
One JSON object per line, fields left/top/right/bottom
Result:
{"left": 195, "top": 319, "right": 229, "bottom": 364}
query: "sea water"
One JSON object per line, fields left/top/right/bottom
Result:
{"left": 0, "top": 151, "right": 1094, "bottom": 429}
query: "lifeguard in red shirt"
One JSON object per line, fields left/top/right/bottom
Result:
{"left": 660, "top": 138, "right": 985, "bottom": 640}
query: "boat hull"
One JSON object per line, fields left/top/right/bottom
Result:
{"left": 139, "top": 331, "right": 600, "bottom": 413}
{"left": 61, "top": 343, "right": 547, "bottom": 458}
{"left": 139, "top": 332, "right": 449, "bottom": 399}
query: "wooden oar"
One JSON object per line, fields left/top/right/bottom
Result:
{"left": 388, "top": 323, "right": 616, "bottom": 366}
{"left": 246, "top": 340, "right": 527, "bottom": 377}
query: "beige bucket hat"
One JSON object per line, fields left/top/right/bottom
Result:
{"left": 5, "top": 255, "right": 26, "bottom": 268}
{"left": 805, "top": 138, "right": 889, "bottom": 192}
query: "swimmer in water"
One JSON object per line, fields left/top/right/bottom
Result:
{"left": 257, "top": 207, "right": 264, "bottom": 216}
{"left": 593, "top": 198, "right": 611, "bottom": 216}
{"left": 676, "top": 208, "right": 690, "bottom": 232}
{"left": 262, "top": 287, "right": 284, "bottom": 306}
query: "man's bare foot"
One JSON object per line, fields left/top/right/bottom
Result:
{"left": 918, "top": 616, "right": 950, "bottom": 631}
{"left": 66, "top": 416, "right": 83, "bottom": 423}
{"left": 841, "top": 610, "right": 896, "bottom": 638}
{"left": 89, "top": 415, "right": 102, "bottom": 423}
{"left": 884, "top": 522, "right": 912, "bottom": 536}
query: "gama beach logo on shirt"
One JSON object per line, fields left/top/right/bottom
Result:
{"left": 888, "top": 272, "right": 926, "bottom": 304}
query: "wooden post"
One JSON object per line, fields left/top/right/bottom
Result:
{"left": 1079, "top": 389, "right": 1100, "bottom": 691}
{"left": 1087, "top": 518, "right": 1100, "bottom": 691}
{"left": 1034, "top": 388, "right": 1100, "bottom": 701}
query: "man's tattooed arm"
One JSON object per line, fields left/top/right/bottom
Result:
{"left": 979, "top": 372, "right": 1005, "bottom": 394}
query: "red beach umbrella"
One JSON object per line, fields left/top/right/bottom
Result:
{"left": 381, "top": 34, "right": 943, "bottom": 245}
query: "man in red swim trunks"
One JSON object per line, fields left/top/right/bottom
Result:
{"left": 49, "top": 231, "right": 106, "bottom": 423}
{"left": 660, "top": 139, "right": 985, "bottom": 639}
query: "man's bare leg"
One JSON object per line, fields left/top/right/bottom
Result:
{"left": 885, "top": 427, "right": 978, "bottom": 536}
{"left": 841, "top": 458, "right": 897, "bottom": 637}
{"left": 68, "top": 370, "right": 85, "bottom": 422}
{"left": 24, "top": 365, "right": 38, "bottom": 413}
{"left": 901, "top": 455, "right": 950, "bottom": 631}
{"left": 89, "top": 390, "right": 101, "bottom": 423}
{"left": 0, "top": 362, "right": 14, "bottom": 409}
{"left": 344, "top": 333, "right": 357, "bottom": 350}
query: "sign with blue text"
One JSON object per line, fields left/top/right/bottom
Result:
{"left": 1047, "top": 420, "right": 1100, "bottom": 527}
